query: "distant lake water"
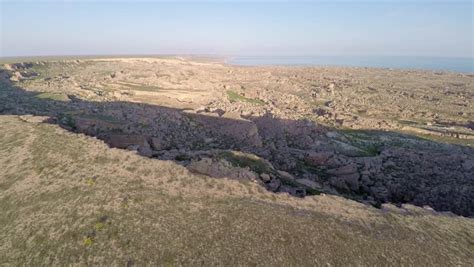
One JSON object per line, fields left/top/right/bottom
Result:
{"left": 227, "top": 56, "right": 473, "bottom": 73}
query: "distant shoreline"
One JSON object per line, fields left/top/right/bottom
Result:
{"left": 227, "top": 55, "right": 474, "bottom": 73}
{"left": 0, "top": 54, "right": 226, "bottom": 64}
{"left": 1, "top": 54, "right": 472, "bottom": 73}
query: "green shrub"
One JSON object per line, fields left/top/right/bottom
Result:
{"left": 226, "top": 90, "right": 264, "bottom": 105}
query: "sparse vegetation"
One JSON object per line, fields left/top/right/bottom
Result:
{"left": 340, "top": 129, "right": 382, "bottom": 156}
{"left": 36, "top": 92, "right": 70, "bottom": 101}
{"left": 0, "top": 115, "right": 473, "bottom": 265}
{"left": 117, "top": 81, "right": 162, "bottom": 92}
{"left": 408, "top": 131, "right": 474, "bottom": 147}
{"left": 83, "top": 237, "right": 94, "bottom": 246}
{"left": 296, "top": 160, "right": 329, "bottom": 180}
{"left": 86, "top": 177, "right": 96, "bottom": 186}
{"left": 57, "top": 113, "right": 77, "bottom": 130}
{"left": 218, "top": 150, "right": 271, "bottom": 174}
{"left": 226, "top": 90, "right": 265, "bottom": 105}
{"left": 1, "top": 57, "right": 474, "bottom": 265}
{"left": 80, "top": 113, "right": 122, "bottom": 124}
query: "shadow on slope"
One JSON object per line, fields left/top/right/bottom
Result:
{"left": 0, "top": 73, "right": 473, "bottom": 217}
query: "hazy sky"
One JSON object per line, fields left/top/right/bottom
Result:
{"left": 1, "top": 1, "right": 472, "bottom": 57}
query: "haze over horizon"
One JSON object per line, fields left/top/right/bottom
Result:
{"left": 1, "top": 1, "right": 473, "bottom": 58}
{"left": 2, "top": 1, "right": 474, "bottom": 265}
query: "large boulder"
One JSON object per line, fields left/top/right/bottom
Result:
{"left": 276, "top": 170, "right": 295, "bottom": 182}
{"left": 462, "top": 159, "right": 474, "bottom": 171}
{"left": 187, "top": 158, "right": 259, "bottom": 181}
{"left": 279, "top": 185, "right": 306, "bottom": 197}
{"left": 266, "top": 178, "right": 281, "bottom": 192}
{"left": 73, "top": 116, "right": 121, "bottom": 136}
{"left": 295, "top": 179, "right": 322, "bottom": 190}
{"left": 188, "top": 111, "right": 262, "bottom": 148}
{"left": 327, "top": 163, "right": 358, "bottom": 176}
{"left": 106, "top": 134, "right": 152, "bottom": 157}
{"left": 305, "top": 151, "right": 333, "bottom": 166}
{"left": 260, "top": 173, "right": 271, "bottom": 182}
{"left": 150, "top": 136, "right": 169, "bottom": 151}
{"left": 329, "top": 173, "right": 360, "bottom": 192}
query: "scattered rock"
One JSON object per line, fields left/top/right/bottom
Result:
{"left": 151, "top": 137, "right": 166, "bottom": 150}
{"left": 295, "top": 179, "right": 321, "bottom": 190}
{"left": 462, "top": 160, "right": 474, "bottom": 171}
{"left": 188, "top": 158, "right": 258, "bottom": 181}
{"left": 106, "top": 134, "right": 151, "bottom": 156}
{"left": 327, "top": 164, "right": 358, "bottom": 176}
{"left": 260, "top": 173, "right": 271, "bottom": 182}
{"left": 338, "top": 173, "right": 360, "bottom": 191}
{"left": 266, "top": 178, "right": 281, "bottom": 192}
{"left": 276, "top": 170, "right": 295, "bottom": 181}
{"left": 305, "top": 151, "right": 333, "bottom": 166}
{"left": 3, "top": 58, "right": 473, "bottom": 217}
{"left": 279, "top": 185, "right": 306, "bottom": 197}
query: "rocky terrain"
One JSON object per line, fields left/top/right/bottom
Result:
{"left": 0, "top": 57, "right": 473, "bottom": 218}
{"left": 0, "top": 57, "right": 473, "bottom": 264}
{"left": 1, "top": 114, "right": 473, "bottom": 265}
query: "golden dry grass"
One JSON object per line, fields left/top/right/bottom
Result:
{"left": 1, "top": 115, "right": 473, "bottom": 265}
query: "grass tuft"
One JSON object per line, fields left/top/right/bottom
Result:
{"left": 226, "top": 90, "right": 265, "bottom": 105}
{"left": 83, "top": 237, "right": 94, "bottom": 246}
{"left": 36, "top": 92, "right": 70, "bottom": 102}
{"left": 218, "top": 151, "right": 271, "bottom": 174}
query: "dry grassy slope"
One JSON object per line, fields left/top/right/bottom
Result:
{"left": 0, "top": 115, "right": 473, "bottom": 265}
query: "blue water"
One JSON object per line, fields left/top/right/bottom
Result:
{"left": 228, "top": 56, "right": 473, "bottom": 73}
